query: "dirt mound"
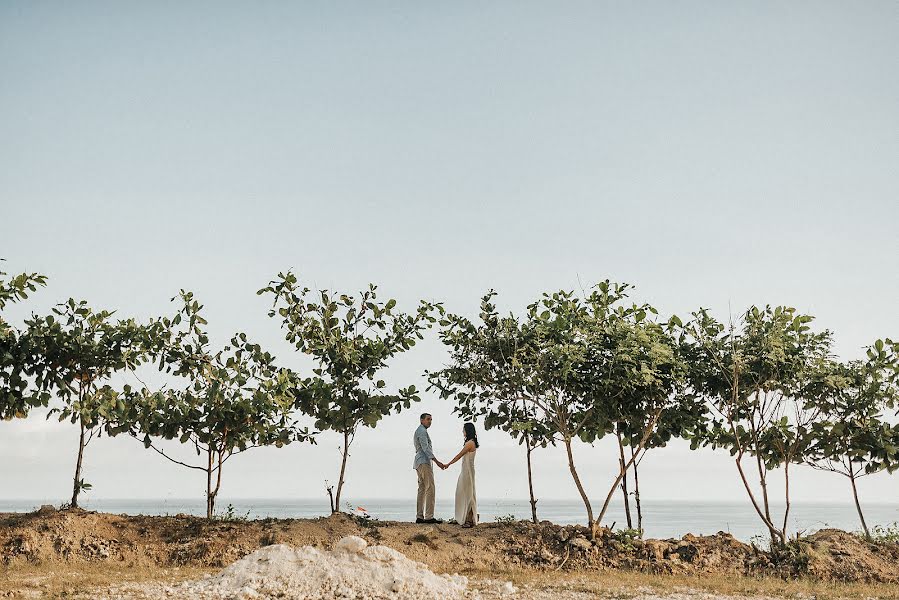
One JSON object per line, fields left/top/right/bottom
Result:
{"left": 0, "top": 509, "right": 360, "bottom": 569}
{"left": 2, "top": 510, "right": 898, "bottom": 585}
{"left": 102, "top": 536, "right": 471, "bottom": 600}
{"left": 503, "top": 521, "right": 767, "bottom": 576}
{"left": 791, "top": 528, "right": 899, "bottom": 583}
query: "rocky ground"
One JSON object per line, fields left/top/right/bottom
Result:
{"left": 1, "top": 507, "right": 898, "bottom": 598}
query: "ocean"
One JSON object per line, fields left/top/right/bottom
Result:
{"left": 2, "top": 498, "right": 896, "bottom": 542}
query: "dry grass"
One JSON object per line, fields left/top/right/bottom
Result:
{"left": 469, "top": 568, "right": 899, "bottom": 600}
{"left": 0, "top": 563, "right": 212, "bottom": 599}
{"left": 3, "top": 563, "right": 898, "bottom": 600}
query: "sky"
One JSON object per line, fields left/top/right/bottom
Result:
{"left": 1, "top": 1, "right": 897, "bottom": 510}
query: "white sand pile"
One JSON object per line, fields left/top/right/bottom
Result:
{"left": 116, "top": 535, "right": 470, "bottom": 600}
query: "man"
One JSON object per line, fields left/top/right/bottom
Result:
{"left": 413, "top": 413, "right": 445, "bottom": 523}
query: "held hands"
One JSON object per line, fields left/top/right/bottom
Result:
{"left": 435, "top": 460, "right": 449, "bottom": 470}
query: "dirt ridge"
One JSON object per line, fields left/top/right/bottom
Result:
{"left": 1, "top": 508, "right": 897, "bottom": 585}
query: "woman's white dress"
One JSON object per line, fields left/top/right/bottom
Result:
{"left": 454, "top": 449, "right": 477, "bottom": 525}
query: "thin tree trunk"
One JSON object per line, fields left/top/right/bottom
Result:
{"left": 596, "top": 411, "right": 660, "bottom": 526}
{"left": 757, "top": 462, "right": 771, "bottom": 522}
{"left": 326, "top": 484, "right": 336, "bottom": 513}
{"left": 525, "top": 432, "right": 538, "bottom": 523}
{"left": 209, "top": 450, "right": 224, "bottom": 519}
{"left": 631, "top": 445, "right": 643, "bottom": 535}
{"left": 71, "top": 417, "right": 87, "bottom": 508}
{"left": 781, "top": 461, "right": 791, "bottom": 541}
{"left": 206, "top": 447, "right": 215, "bottom": 519}
{"left": 751, "top": 422, "right": 773, "bottom": 525}
{"left": 848, "top": 468, "right": 870, "bottom": 540}
{"left": 616, "top": 428, "right": 633, "bottom": 529}
{"left": 734, "top": 453, "right": 784, "bottom": 544}
{"left": 334, "top": 429, "right": 350, "bottom": 513}
{"left": 725, "top": 355, "right": 782, "bottom": 545}
{"left": 563, "top": 436, "right": 593, "bottom": 530}
{"left": 727, "top": 406, "right": 783, "bottom": 545}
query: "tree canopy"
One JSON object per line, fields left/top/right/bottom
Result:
{"left": 117, "top": 291, "right": 313, "bottom": 518}
{"left": 260, "top": 272, "right": 440, "bottom": 512}
{"left": 25, "top": 299, "right": 159, "bottom": 507}
{"left": 0, "top": 263, "right": 49, "bottom": 421}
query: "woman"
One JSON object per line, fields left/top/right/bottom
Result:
{"left": 445, "top": 422, "right": 479, "bottom": 527}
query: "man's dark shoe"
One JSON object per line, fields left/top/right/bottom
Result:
{"left": 424, "top": 518, "right": 443, "bottom": 524}
{"left": 415, "top": 518, "right": 426, "bottom": 523}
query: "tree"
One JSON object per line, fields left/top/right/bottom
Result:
{"left": 25, "top": 299, "right": 157, "bottom": 508}
{"left": 592, "top": 315, "right": 698, "bottom": 534}
{"left": 116, "top": 291, "right": 313, "bottom": 519}
{"left": 0, "top": 259, "right": 49, "bottom": 421}
{"left": 515, "top": 282, "right": 658, "bottom": 534}
{"left": 520, "top": 288, "right": 600, "bottom": 530}
{"left": 429, "top": 291, "right": 554, "bottom": 523}
{"left": 260, "top": 272, "right": 440, "bottom": 513}
{"left": 578, "top": 302, "right": 691, "bottom": 531}
{"left": 0, "top": 263, "right": 49, "bottom": 421}
{"left": 682, "top": 305, "right": 832, "bottom": 545}
{"left": 805, "top": 340, "right": 899, "bottom": 539}
{"left": 617, "top": 386, "right": 708, "bottom": 534}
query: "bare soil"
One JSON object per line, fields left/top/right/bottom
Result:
{"left": 1, "top": 508, "right": 897, "bottom": 599}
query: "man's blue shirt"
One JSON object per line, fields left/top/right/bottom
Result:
{"left": 413, "top": 424, "right": 434, "bottom": 469}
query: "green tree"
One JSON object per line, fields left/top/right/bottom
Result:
{"left": 0, "top": 263, "right": 49, "bottom": 420}
{"left": 805, "top": 340, "right": 899, "bottom": 539}
{"left": 26, "top": 299, "right": 157, "bottom": 508}
{"left": 516, "top": 282, "right": 659, "bottom": 534}
{"left": 0, "top": 263, "right": 47, "bottom": 314}
{"left": 612, "top": 398, "right": 706, "bottom": 535}
{"left": 117, "top": 291, "right": 313, "bottom": 519}
{"left": 588, "top": 314, "right": 697, "bottom": 534}
{"left": 429, "top": 291, "right": 554, "bottom": 523}
{"left": 682, "top": 305, "right": 832, "bottom": 544}
{"left": 578, "top": 301, "right": 691, "bottom": 531}
{"left": 260, "top": 272, "right": 440, "bottom": 513}
{"left": 520, "top": 288, "right": 599, "bottom": 530}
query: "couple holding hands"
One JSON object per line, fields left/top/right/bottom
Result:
{"left": 413, "top": 413, "right": 479, "bottom": 527}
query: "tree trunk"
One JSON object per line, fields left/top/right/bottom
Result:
{"left": 727, "top": 408, "right": 784, "bottom": 546}
{"left": 334, "top": 429, "right": 351, "bottom": 513}
{"left": 525, "top": 433, "right": 538, "bottom": 524}
{"left": 563, "top": 436, "right": 594, "bottom": 531}
{"left": 781, "top": 461, "right": 791, "bottom": 541}
{"left": 734, "top": 453, "right": 784, "bottom": 545}
{"left": 631, "top": 445, "right": 643, "bottom": 535}
{"left": 213, "top": 450, "right": 224, "bottom": 518}
{"left": 849, "top": 469, "right": 871, "bottom": 540}
{"left": 750, "top": 417, "right": 773, "bottom": 525}
{"left": 70, "top": 418, "right": 87, "bottom": 508}
{"left": 597, "top": 445, "right": 642, "bottom": 526}
{"left": 326, "top": 484, "right": 336, "bottom": 513}
{"left": 206, "top": 448, "right": 215, "bottom": 519}
{"left": 596, "top": 411, "right": 660, "bottom": 526}
{"left": 616, "top": 429, "right": 633, "bottom": 529}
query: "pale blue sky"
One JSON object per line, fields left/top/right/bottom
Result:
{"left": 1, "top": 2, "right": 897, "bottom": 506}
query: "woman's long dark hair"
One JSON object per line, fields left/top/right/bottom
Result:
{"left": 463, "top": 422, "right": 479, "bottom": 448}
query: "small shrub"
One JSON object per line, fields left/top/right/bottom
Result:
{"left": 346, "top": 503, "right": 380, "bottom": 528}
{"left": 214, "top": 504, "right": 250, "bottom": 523}
{"left": 494, "top": 514, "right": 517, "bottom": 524}
{"left": 769, "top": 539, "right": 811, "bottom": 574}
{"left": 867, "top": 522, "right": 899, "bottom": 544}
{"left": 608, "top": 527, "right": 642, "bottom": 552}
